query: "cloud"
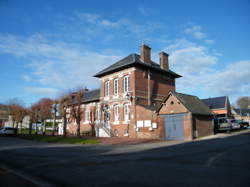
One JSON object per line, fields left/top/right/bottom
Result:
{"left": 205, "top": 60, "right": 250, "bottom": 96}
{"left": 74, "top": 12, "right": 162, "bottom": 39}
{"left": 164, "top": 39, "right": 217, "bottom": 74}
{"left": 184, "top": 25, "right": 207, "bottom": 40}
{"left": 205, "top": 39, "right": 214, "bottom": 44}
{"left": 76, "top": 13, "right": 99, "bottom": 23}
{"left": 163, "top": 39, "right": 250, "bottom": 99}
{"left": 25, "top": 87, "right": 58, "bottom": 94}
{"left": 0, "top": 34, "right": 122, "bottom": 90}
{"left": 22, "top": 75, "right": 31, "bottom": 82}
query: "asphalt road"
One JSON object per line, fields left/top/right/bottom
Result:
{"left": 0, "top": 132, "right": 250, "bottom": 187}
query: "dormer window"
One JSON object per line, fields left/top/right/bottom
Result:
{"left": 105, "top": 80, "right": 110, "bottom": 96}
{"left": 124, "top": 75, "right": 130, "bottom": 93}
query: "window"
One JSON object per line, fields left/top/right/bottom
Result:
{"left": 114, "top": 105, "right": 119, "bottom": 122}
{"left": 104, "top": 111, "right": 110, "bottom": 122}
{"left": 114, "top": 79, "right": 119, "bottom": 96}
{"left": 95, "top": 108, "right": 100, "bottom": 121}
{"left": 124, "top": 103, "right": 130, "bottom": 122}
{"left": 85, "top": 110, "right": 90, "bottom": 122}
{"left": 105, "top": 81, "right": 110, "bottom": 96}
{"left": 123, "top": 76, "right": 130, "bottom": 93}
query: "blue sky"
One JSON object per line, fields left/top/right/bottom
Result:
{"left": 0, "top": 0, "right": 249, "bottom": 106}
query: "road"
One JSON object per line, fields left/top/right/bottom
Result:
{"left": 0, "top": 132, "right": 250, "bottom": 187}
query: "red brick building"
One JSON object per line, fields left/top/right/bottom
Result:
{"left": 66, "top": 44, "right": 213, "bottom": 140}
{"left": 157, "top": 92, "right": 213, "bottom": 140}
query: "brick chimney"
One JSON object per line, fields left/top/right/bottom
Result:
{"left": 140, "top": 44, "right": 151, "bottom": 64}
{"left": 159, "top": 52, "right": 169, "bottom": 70}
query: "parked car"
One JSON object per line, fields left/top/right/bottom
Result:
{"left": 0, "top": 127, "right": 17, "bottom": 136}
{"left": 214, "top": 117, "right": 232, "bottom": 132}
{"left": 235, "top": 120, "right": 249, "bottom": 129}
{"left": 230, "top": 119, "right": 241, "bottom": 130}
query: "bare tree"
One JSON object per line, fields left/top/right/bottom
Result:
{"left": 237, "top": 96, "right": 250, "bottom": 109}
{"left": 28, "top": 102, "right": 40, "bottom": 135}
{"left": 37, "top": 98, "right": 53, "bottom": 135}
{"left": 52, "top": 100, "right": 58, "bottom": 136}
{"left": 68, "top": 89, "right": 85, "bottom": 137}
{"left": 6, "top": 99, "right": 27, "bottom": 133}
{"left": 6, "top": 98, "right": 25, "bottom": 128}
{"left": 59, "top": 95, "right": 70, "bottom": 137}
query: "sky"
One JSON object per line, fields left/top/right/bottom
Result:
{"left": 0, "top": 0, "right": 249, "bottom": 106}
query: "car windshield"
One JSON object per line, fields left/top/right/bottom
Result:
{"left": 218, "top": 118, "right": 227, "bottom": 123}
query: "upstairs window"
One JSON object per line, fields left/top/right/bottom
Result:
{"left": 105, "top": 80, "right": 110, "bottom": 96}
{"left": 114, "top": 79, "right": 119, "bottom": 96}
{"left": 123, "top": 76, "right": 130, "bottom": 93}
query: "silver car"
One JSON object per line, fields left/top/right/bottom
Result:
{"left": 230, "top": 119, "right": 241, "bottom": 130}
{"left": 0, "top": 127, "right": 17, "bottom": 135}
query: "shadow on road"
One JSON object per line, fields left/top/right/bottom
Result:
{"left": 0, "top": 132, "right": 250, "bottom": 187}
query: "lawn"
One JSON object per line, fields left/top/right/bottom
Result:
{"left": 20, "top": 135, "right": 100, "bottom": 144}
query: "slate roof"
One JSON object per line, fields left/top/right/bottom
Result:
{"left": 94, "top": 53, "right": 181, "bottom": 78}
{"left": 234, "top": 109, "right": 250, "bottom": 117}
{"left": 157, "top": 92, "right": 212, "bottom": 115}
{"left": 72, "top": 89, "right": 100, "bottom": 104}
{"left": 172, "top": 92, "right": 213, "bottom": 115}
{"left": 201, "top": 96, "right": 227, "bottom": 110}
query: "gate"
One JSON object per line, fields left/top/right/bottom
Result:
{"left": 163, "top": 113, "right": 185, "bottom": 140}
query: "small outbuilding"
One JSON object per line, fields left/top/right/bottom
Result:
{"left": 157, "top": 91, "right": 214, "bottom": 141}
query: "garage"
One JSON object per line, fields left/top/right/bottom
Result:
{"left": 162, "top": 113, "right": 186, "bottom": 140}
{"left": 157, "top": 91, "right": 214, "bottom": 140}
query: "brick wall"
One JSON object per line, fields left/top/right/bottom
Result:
{"left": 135, "top": 69, "right": 175, "bottom": 107}
{"left": 194, "top": 115, "right": 214, "bottom": 138}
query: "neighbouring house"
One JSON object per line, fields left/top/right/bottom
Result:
{"left": 66, "top": 44, "right": 214, "bottom": 140}
{"left": 156, "top": 91, "right": 213, "bottom": 140}
{"left": 4, "top": 115, "right": 30, "bottom": 129}
{"left": 0, "top": 104, "right": 9, "bottom": 128}
{"left": 201, "top": 96, "right": 232, "bottom": 118}
{"left": 67, "top": 89, "right": 100, "bottom": 135}
{"left": 231, "top": 108, "right": 250, "bottom": 123}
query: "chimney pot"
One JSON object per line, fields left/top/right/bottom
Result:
{"left": 140, "top": 44, "right": 151, "bottom": 64}
{"left": 159, "top": 52, "right": 169, "bottom": 70}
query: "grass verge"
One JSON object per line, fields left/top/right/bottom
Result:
{"left": 20, "top": 135, "right": 100, "bottom": 144}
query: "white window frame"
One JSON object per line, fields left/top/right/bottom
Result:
{"left": 105, "top": 80, "right": 110, "bottom": 96}
{"left": 114, "top": 105, "right": 119, "bottom": 122}
{"left": 85, "top": 110, "right": 90, "bottom": 122}
{"left": 114, "top": 78, "right": 119, "bottom": 96}
{"left": 124, "top": 103, "right": 130, "bottom": 122}
{"left": 123, "top": 76, "right": 130, "bottom": 93}
{"left": 95, "top": 108, "right": 100, "bottom": 121}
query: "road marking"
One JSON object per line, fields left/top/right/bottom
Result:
{"left": 204, "top": 152, "right": 225, "bottom": 167}
{"left": 0, "top": 164, "right": 56, "bottom": 187}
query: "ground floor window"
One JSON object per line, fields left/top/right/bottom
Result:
{"left": 114, "top": 104, "right": 119, "bottom": 122}
{"left": 124, "top": 103, "right": 130, "bottom": 122}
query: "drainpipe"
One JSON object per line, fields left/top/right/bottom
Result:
{"left": 147, "top": 70, "right": 151, "bottom": 106}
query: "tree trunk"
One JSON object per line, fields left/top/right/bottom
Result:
{"left": 42, "top": 121, "right": 46, "bottom": 136}
{"left": 91, "top": 124, "right": 95, "bottom": 136}
{"left": 63, "top": 113, "right": 67, "bottom": 137}
{"left": 76, "top": 119, "right": 81, "bottom": 137}
{"left": 20, "top": 120, "right": 23, "bottom": 134}
{"left": 29, "top": 122, "right": 32, "bottom": 135}
{"left": 52, "top": 113, "right": 56, "bottom": 136}
{"left": 35, "top": 123, "right": 38, "bottom": 135}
